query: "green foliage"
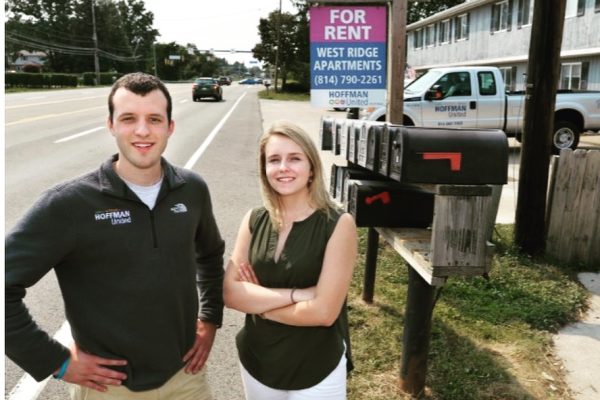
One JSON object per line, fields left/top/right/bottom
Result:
{"left": 82, "top": 72, "right": 123, "bottom": 86}
{"left": 5, "top": 0, "right": 158, "bottom": 74}
{"left": 282, "top": 81, "right": 309, "bottom": 93}
{"left": 347, "top": 226, "right": 588, "bottom": 399}
{"left": 5, "top": 72, "right": 78, "bottom": 87}
{"left": 407, "top": 0, "right": 465, "bottom": 24}
{"left": 258, "top": 88, "right": 309, "bottom": 101}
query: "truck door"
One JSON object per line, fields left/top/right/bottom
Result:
{"left": 421, "top": 71, "right": 476, "bottom": 128}
{"left": 475, "top": 70, "right": 504, "bottom": 129}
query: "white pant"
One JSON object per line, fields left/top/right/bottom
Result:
{"left": 239, "top": 354, "right": 347, "bottom": 400}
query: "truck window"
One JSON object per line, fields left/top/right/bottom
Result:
{"left": 478, "top": 72, "right": 497, "bottom": 96}
{"left": 434, "top": 72, "right": 472, "bottom": 98}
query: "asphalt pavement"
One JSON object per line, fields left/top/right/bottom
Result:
{"left": 258, "top": 99, "right": 600, "bottom": 400}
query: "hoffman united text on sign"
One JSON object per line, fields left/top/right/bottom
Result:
{"left": 310, "top": 6, "right": 387, "bottom": 108}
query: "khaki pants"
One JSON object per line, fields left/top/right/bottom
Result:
{"left": 70, "top": 367, "right": 212, "bottom": 400}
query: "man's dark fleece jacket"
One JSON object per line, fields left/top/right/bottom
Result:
{"left": 5, "top": 155, "right": 225, "bottom": 391}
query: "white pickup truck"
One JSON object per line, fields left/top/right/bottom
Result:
{"left": 356, "top": 66, "right": 600, "bottom": 154}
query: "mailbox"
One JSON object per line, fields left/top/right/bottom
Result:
{"left": 319, "top": 116, "right": 334, "bottom": 151}
{"left": 378, "top": 124, "right": 394, "bottom": 176}
{"left": 365, "top": 123, "right": 385, "bottom": 172}
{"left": 356, "top": 122, "right": 369, "bottom": 167}
{"left": 347, "top": 180, "right": 434, "bottom": 228}
{"left": 332, "top": 119, "right": 344, "bottom": 156}
{"left": 347, "top": 121, "right": 362, "bottom": 164}
{"left": 329, "top": 164, "right": 391, "bottom": 205}
{"left": 341, "top": 166, "right": 393, "bottom": 205}
{"left": 339, "top": 119, "right": 351, "bottom": 160}
{"left": 389, "top": 126, "right": 508, "bottom": 184}
{"left": 388, "top": 125, "right": 405, "bottom": 181}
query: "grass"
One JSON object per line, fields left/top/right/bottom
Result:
{"left": 347, "top": 224, "right": 590, "bottom": 400}
{"left": 258, "top": 88, "right": 310, "bottom": 101}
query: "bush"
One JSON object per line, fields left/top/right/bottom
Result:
{"left": 82, "top": 72, "right": 123, "bottom": 86}
{"left": 5, "top": 72, "right": 77, "bottom": 88}
{"left": 282, "top": 81, "right": 309, "bottom": 93}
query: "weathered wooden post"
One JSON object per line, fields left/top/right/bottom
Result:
{"left": 362, "top": 228, "right": 379, "bottom": 303}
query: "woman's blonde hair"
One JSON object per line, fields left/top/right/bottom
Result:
{"left": 258, "top": 120, "right": 337, "bottom": 229}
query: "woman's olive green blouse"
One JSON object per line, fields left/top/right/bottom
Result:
{"left": 235, "top": 207, "right": 353, "bottom": 390}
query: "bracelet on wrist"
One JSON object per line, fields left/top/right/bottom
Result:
{"left": 290, "top": 288, "right": 297, "bottom": 304}
{"left": 53, "top": 357, "right": 70, "bottom": 380}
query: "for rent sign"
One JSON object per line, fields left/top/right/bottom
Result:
{"left": 310, "top": 6, "right": 387, "bottom": 108}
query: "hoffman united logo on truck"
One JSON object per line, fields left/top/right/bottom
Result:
{"left": 435, "top": 104, "right": 467, "bottom": 117}
{"left": 94, "top": 209, "right": 132, "bottom": 225}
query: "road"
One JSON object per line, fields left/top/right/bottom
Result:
{"left": 4, "top": 83, "right": 263, "bottom": 400}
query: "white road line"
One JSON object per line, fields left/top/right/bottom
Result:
{"left": 179, "top": 99, "right": 188, "bottom": 104}
{"left": 7, "top": 322, "right": 72, "bottom": 400}
{"left": 6, "top": 96, "right": 105, "bottom": 110}
{"left": 54, "top": 127, "right": 105, "bottom": 144}
{"left": 8, "top": 92, "right": 245, "bottom": 400}
{"left": 184, "top": 92, "right": 246, "bottom": 169}
{"left": 6, "top": 105, "right": 105, "bottom": 127}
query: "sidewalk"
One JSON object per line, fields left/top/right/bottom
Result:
{"left": 259, "top": 99, "right": 600, "bottom": 400}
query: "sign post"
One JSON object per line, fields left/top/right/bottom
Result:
{"left": 309, "top": 6, "right": 387, "bottom": 109}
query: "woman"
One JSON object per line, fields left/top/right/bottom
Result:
{"left": 224, "top": 120, "right": 357, "bottom": 399}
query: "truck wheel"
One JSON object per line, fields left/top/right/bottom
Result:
{"left": 553, "top": 120, "right": 580, "bottom": 154}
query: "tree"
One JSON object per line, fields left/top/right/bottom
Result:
{"left": 253, "top": 10, "right": 305, "bottom": 90}
{"left": 408, "top": 0, "right": 464, "bottom": 24}
{"left": 5, "top": 0, "right": 157, "bottom": 74}
{"left": 116, "top": 0, "right": 159, "bottom": 72}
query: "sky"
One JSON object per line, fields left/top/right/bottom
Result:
{"left": 142, "top": 0, "right": 298, "bottom": 67}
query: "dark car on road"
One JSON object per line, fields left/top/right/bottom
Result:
{"left": 193, "top": 77, "right": 223, "bottom": 102}
{"left": 218, "top": 76, "right": 232, "bottom": 86}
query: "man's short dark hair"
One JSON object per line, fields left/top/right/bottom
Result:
{"left": 108, "top": 72, "right": 172, "bottom": 122}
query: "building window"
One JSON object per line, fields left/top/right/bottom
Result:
{"left": 517, "top": 0, "right": 533, "bottom": 27}
{"left": 499, "top": 66, "right": 517, "bottom": 91}
{"left": 560, "top": 63, "right": 582, "bottom": 89}
{"left": 413, "top": 29, "right": 423, "bottom": 49}
{"left": 478, "top": 71, "right": 498, "bottom": 96}
{"left": 565, "top": 0, "right": 586, "bottom": 17}
{"left": 440, "top": 19, "right": 451, "bottom": 44}
{"left": 491, "top": 0, "right": 511, "bottom": 32}
{"left": 425, "top": 24, "right": 436, "bottom": 47}
{"left": 455, "top": 13, "right": 469, "bottom": 40}
{"left": 596, "top": 0, "right": 600, "bottom": 12}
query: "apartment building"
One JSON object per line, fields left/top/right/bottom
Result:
{"left": 407, "top": 0, "right": 600, "bottom": 91}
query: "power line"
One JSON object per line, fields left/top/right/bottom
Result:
{"left": 6, "top": 33, "right": 141, "bottom": 62}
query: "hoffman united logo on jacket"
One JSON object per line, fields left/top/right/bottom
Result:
{"left": 170, "top": 203, "right": 188, "bottom": 214}
{"left": 94, "top": 209, "right": 132, "bottom": 225}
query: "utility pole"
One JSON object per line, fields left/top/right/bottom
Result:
{"left": 515, "top": 0, "right": 567, "bottom": 254}
{"left": 153, "top": 43, "right": 158, "bottom": 78}
{"left": 91, "top": 0, "right": 100, "bottom": 85}
{"left": 274, "top": 0, "right": 282, "bottom": 92}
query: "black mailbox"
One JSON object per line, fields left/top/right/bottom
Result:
{"left": 389, "top": 126, "right": 508, "bottom": 184}
{"left": 332, "top": 119, "right": 344, "bottom": 156}
{"left": 339, "top": 119, "right": 351, "bottom": 160}
{"left": 347, "top": 121, "right": 362, "bottom": 164}
{"left": 378, "top": 124, "right": 394, "bottom": 176}
{"left": 347, "top": 180, "right": 434, "bottom": 228}
{"left": 356, "top": 122, "right": 369, "bottom": 167}
{"left": 319, "top": 116, "right": 334, "bottom": 151}
{"left": 330, "top": 164, "right": 341, "bottom": 200}
{"left": 388, "top": 125, "right": 405, "bottom": 181}
{"left": 341, "top": 165, "right": 394, "bottom": 205}
{"left": 365, "top": 123, "right": 384, "bottom": 172}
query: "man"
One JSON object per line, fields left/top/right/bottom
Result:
{"left": 5, "top": 72, "right": 225, "bottom": 399}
